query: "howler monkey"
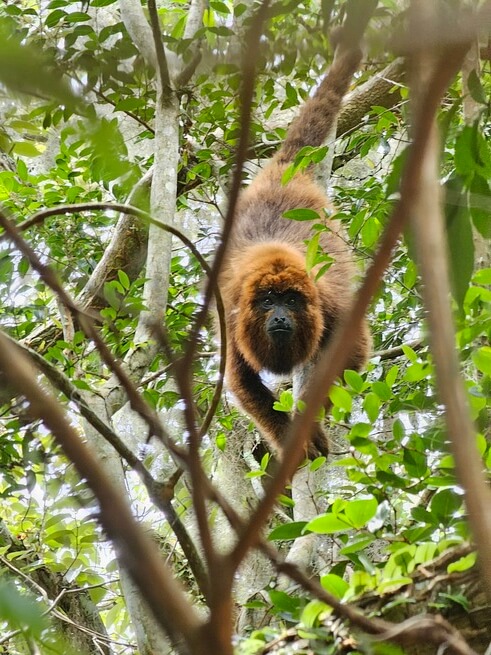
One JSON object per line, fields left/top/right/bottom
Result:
{"left": 219, "top": 41, "right": 371, "bottom": 459}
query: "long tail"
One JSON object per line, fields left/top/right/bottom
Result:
{"left": 276, "top": 0, "right": 378, "bottom": 164}
{"left": 276, "top": 46, "right": 362, "bottom": 165}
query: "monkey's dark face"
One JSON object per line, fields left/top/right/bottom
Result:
{"left": 259, "top": 290, "right": 300, "bottom": 337}
{"left": 255, "top": 289, "right": 306, "bottom": 374}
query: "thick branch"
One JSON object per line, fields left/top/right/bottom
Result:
{"left": 0, "top": 331, "right": 203, "bottom": 654}
{"left": 409, "top": 56, "right": 491, "bottom": 600}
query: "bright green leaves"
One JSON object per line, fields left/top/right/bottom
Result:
{"left": 268, "top": 521, "right": 308, "bottom": 541}
{"left": 469, "top": 174, "right": 491, "bottom": 239}
{"left": 269, "top": 497, "right": 378, "bottom": 545}
{"left": 306, "top": 497, "right": 378, "bottom": 534}
{"left": 283, "top": 208, "right": 320, "bottom": 221}
{"left": 281, "top": 145, "right": 328, "bottom": 185}
{"left": 272, "top": 389, "right": 294, "bottom": 412}
{"left": 328, "top": 384, "right": 352, "bottom": 414}
{"left": 472, "top": 346, "right": 491, "bottom": 376}
{"left": 84, "top": 118, "right": 140, "bottom": 190}
{"left": 320, "top": 574, "right": 349, "bottom": 600}
{"left": 344, "top": 369, "right": 365, "bottom": 393}
{"left": 454, "top": 123, "right": 491, "bottom": 179}
{"left": 0, "top": 581, "right": 47, "bottom": 638}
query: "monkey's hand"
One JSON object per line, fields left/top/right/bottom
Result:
{"left": 307, "top": 423, "right": 329, "bottom": 460}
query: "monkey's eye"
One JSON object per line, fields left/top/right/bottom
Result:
{"left": 284, "top": 295, "right": 298, "bottom": 307}
{"left": 261, "top": 297, "right": 274, "bottom": 309}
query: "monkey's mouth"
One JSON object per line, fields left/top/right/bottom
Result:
{"left": 268, "top": 326, "right": 293, "bottom": 336}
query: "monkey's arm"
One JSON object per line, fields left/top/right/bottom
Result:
{"left": 228, "top": 346, "right": 329, "bottom": 458}
{"left": 227, "top": 347, "right": 290, "bottom": 451}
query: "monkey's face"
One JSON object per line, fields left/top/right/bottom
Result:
{"left": 254, "top": 289, "right": 307, "bottom": 374}
{"left": 235, "top": 259, "right": 324, "bottom": 375}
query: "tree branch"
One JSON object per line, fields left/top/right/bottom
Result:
{"left": 228, "top": 31, "right": 471, "bottom": 578}
{"left": 0, "top": 331, "right": 203, "bottom": 654}
{"left": 408, "top": 4, "right": 491, "bottom": 595}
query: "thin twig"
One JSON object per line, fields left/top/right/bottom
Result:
{"left": 147, "top": 0, "right": 172, "bottom": 100}
{"left": 183, "top": 0, "right": 272, "bottom": 368}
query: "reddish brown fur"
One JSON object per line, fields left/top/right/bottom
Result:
{"left": 219, "top": 47, "right": 371, "bottom": 459}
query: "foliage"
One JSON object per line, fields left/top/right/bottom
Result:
{"left": 0, "top": 0, "right": 489, "bottom": 653}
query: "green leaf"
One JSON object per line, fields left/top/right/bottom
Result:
{"left": 320, "top": 574, "right": 349, "bottom": 599}
{"left": 305, "top": 231, "right": 320, "bottom": 272}
{"left": 66, "top": 11, "right": 91, "bottom": 22}
{"left": 268, "top": 521, "right": 308, "bottom": 541}
{"left": 309, "top": 456, "right": 326, "bottom": 471}
{"left": 344, "top": 369, "right": 364, "bottom": 393}
{"left": 403, "top": 362, "right": 429, "bottom": 383}
{"left": 385, "top": 365, "right": 398, "bottom": 387}
{"left": 339, "top": 535, "right": 375, "bottom": 555}
{"left": 46, "top": 9, "right": 67, "bottom": 27}
{"left": 343, "top": 497, "right": 378, "bottom": 529}
{"left": 301, "top": 600, "right": 330, "bottom": 627}
{"left": 268, "top": 590, "right": 302, "bottom": 615}
{"left": 209, "top": 1, "right": 230, "bottom": 13}
{"left": 12, "top": 141, "right": 44, "bottom": 157}
{"left": 392, "top": 418, "right": 405, "bottom": 441}
{"left": 115, "top": 97, "right": 146, "bottom": 112}
{"left": 447, "top": 551, "right": 476, "bottom": 573}
{"left": 472, "top": 346, "right": 491, "bottom": 375}
{"left": 473, "top": 268, "right": 491, "bottom": 285}
{"left": 360, "top": 215, "right": 381, "bottom": 248}
{"left": 245, "top": 470, "right": 265, "bottom": 479}
{"left": 372, "top": 381, "right": 391, "bottom": 401}
{"left": 306, "top": 513, "right": 352, "bottom": 534}
{"left": 273, "top": 389, "right": 294, "bottom": 412}
{"left": 328, "top": 385, "right": 352, "bottom": 413}
{"left": 467, "top": 69, "right": 487, "bottom": 105}
{"left": 377, "top": 577, "right": 412, "bottom": 594}
{"left": 363, "top": 392, "right": 380, "bottom": 423}
{"left": 430, "top": 489, "right": 463, "bottom": 522}
{"left": 402, "top": 344, "right": 418, "bottom": 362}
{"left": 282, "top": 208, "right": 320, "bottom": 221}
{"left": 215, "top": 433, "right": 226, "bottom": 451}
{"left": 454, "top": 125, "right": 478, "bottom": 176}
{"left": 277, "top": 494, "right": 295, "bottom": 508}
{"left": 0, "top": 581, "right": 46, "bottom": 634}
{"left": 403, "top": 447, "right": 428, "bottom": 478}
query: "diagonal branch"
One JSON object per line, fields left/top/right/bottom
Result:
{"left": 0, "top": 330, "right": 203, "bottom": 653}
{"left": 229, "top": 39, "right": 471, "bottom": 575}
{"left": 408, "top": 33, "right": 491, "bottom": 600}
